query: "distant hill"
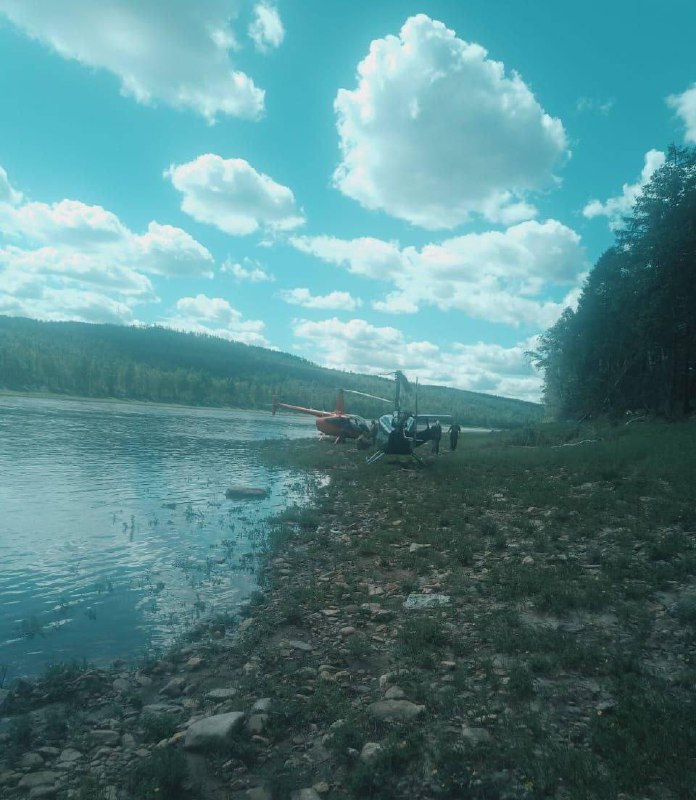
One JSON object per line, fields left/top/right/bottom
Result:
{"left": 0, "top": 316, "right": 542, "bottom": 428}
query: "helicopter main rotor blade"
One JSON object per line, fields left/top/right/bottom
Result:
{"left": 343, "top": 389, "right": 392, "bottom": 404}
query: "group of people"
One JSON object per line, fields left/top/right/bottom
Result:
{"left": 427, "top": 420, "right": 462, "bottom": 454}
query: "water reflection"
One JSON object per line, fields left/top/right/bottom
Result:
{"left": 0, "top": 397, "right": 317, "bottom": 676}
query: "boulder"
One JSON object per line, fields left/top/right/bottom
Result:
{"left": 184, "top": 712, "right": 245, "bottom": 752}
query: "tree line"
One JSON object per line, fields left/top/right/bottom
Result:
{"left": 0, "top": 316, "right": 542, "bottom": 429}
{"left": 533, "top": 145, "right": 696, "bottom": 420}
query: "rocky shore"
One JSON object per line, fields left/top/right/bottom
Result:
{"left": 2, "top": 429, "right": 695, "bottom": 799}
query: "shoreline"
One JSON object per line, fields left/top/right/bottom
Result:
{"left": 1, "top": 425, "right": 696, "bottom": 799}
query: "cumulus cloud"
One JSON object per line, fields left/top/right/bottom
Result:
{"left": 333, "top": 14, "right": 568, "bottom": 229}
{"left": 222, "top": 257, "right": 274, "bottom": 282}
{"left": 0, "top": 0, "right": 266, "bottom": 122}
{"left": 292, "top": 317, "right": 542, "bottom": 402}
{"left": 165, "top": 154, "right": 305, "bottom": 235}
{"left": 279, "top": 288, "right": 362, "bottom": 310}
{"left": 583, "top": 149, "right": 666, "bottom": 229}
{"left": 667, "top": 85, "right": 696, "bottom": 143}
{"left": 167, "top": 293, "right": 268, "bottom": 346}
{"left": 0, "top": 164, "right": 214, "bottom": 324}
{"left": 248, "top": 2, "right": 284, "bottom": 52}
{"left": 291, "top": 219, "right": 587, "bottom": 327}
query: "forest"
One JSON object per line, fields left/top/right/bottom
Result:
{"left": 0, "top": 315, "right": 541, "bottom": 429}
{"left": 534, "top": 145, "right": 696, "bottom": 420}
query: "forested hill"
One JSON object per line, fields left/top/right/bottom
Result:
{"left": 0, "top": 316, "right": 541, "bottom": 428}
{"left": 534, "top": 145, "right": 696, "bottom": 420}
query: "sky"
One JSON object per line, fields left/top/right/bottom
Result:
{"left": 1, "top": 1, "right": 695, "bottom": 403}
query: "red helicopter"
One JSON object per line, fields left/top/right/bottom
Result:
{"left": 272, "top": 389, "right": 374, "bottom": 441}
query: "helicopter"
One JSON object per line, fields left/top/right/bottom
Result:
{"left": 272, "top": 389, "right": 375, "bottom": 442}
{"left": 366, "top": 371, "right": 451, "bottom": 464}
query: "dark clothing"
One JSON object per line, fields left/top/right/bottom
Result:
{"left": 431, "top": 422, "right": 442, "bottom": 454}
{"left": 448, "top": 423, "right": 461, "bottom": 451}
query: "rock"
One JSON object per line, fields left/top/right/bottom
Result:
{"left": 225, "top": 486, "right": 268, "bottom": 499}
{"left": 522, "top": 556, "right": 535, "bottom": 566}
{"left": 290, "top": 790, "right": 322, "bottom": 800}
{"left": 461, "top": 726, "right": 492, "bottom": 745}
{"left": 91, "top": 730, "right": 120, "bottom": 746}
{"left": 340, "top": 626, "right": 356, "bottom": 637}
{"left": 121, "top": 734, "right": 136, "bottom": 750}
{"left": 367, "top": 700, "right": 425, "bottom": 722}
{"left": 57, "top": 748, "right": 83, "bottom": 764}
{"left": 403, "top": 593, "right": 451, "bottom": 609}
{"left": 29, "top": 787, "right": 57, "bottom": 799}
{"left": 20, "top": 752, "right": 44, "bottom": 769}
{"left": 37, "top": 748, "right": 60, "bottom": 759}
{"left": 112, "top": 678, "right": 130, "bottom": 693}
{"left": 207, "top": 688, "right": 237, "bottom": 701}
{"left": 384, "top": 685, "right": 405, "bottom": 700}
{"left": 286, "top": 639, "right": 313, "bottom": 652}
{"left": 408, "top": 543, "right": 431, "bottom": 553}
{"left": 251, "top": 697, "right": 272, "bottom": 713}
{"left": 246, "top": 788, "right": 272, "bottom": 800}
{"left": 160, "top": 677, "right": 186, "bottom": 697}
{"left": 184, "top": 712, "right": 246, "bottom": 752}
{"left": 313, "top": 782, "right": 330, "bottom": 795}
{"left": 360, "top": 742, "right": 383, "bottom": 762}
{"left": 185, "top": 656, "right": 203, "bottom": 671}
{"left": 246, "top": 714, "right": 268, "bottom": 735}
{"left": 18, "top": 771, "right": 59, "bottom": 790}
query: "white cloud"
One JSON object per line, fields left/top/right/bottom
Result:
{"left": 279, "top": 288, "right": 362, "bottom": 310}
{"left": 0, "top": 164, "right": 214, "bottom": 324}
{"left": 133, "top": 223, "right": 214, "bottom": 277}
{"left": 333, "top": 14, "right": 568, "bottom": 229}
{"left": 575, "top": 96, "right": 615, "bottom": 115}
{"left": 0, "top": 166, "right": 22, "bottom": 205}
{"left": 0, "top": 0, "right": 265, "bottom": 122}
{"left": 583, "top": 149, "right": 666, "bottom": 229}
{"left": 248, "top": 2, "right": 284, "bottom": 53}
{"left": 292, "top": 317, "right": 542, "bottom": 402}
{"left": 291, "top": 219, "right": 587, "bottom": 327}
{"left": 222, "top": 257, "right": 274, "bottom": 282}
{"left": 168, "top": 293, "right": 268, "bottom": 346}
{"left": 667, "top": 85, "right": 696, "bottom": 143}
{"left": 165, "top": 154, "right": 305, "bottom": 235}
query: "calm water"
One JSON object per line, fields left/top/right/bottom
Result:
{"left": 0, "top": 396, "right": 318, "bottom": 677}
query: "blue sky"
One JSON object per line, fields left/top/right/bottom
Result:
{"left": 1, "top": 1, "right": 695, "bottom": 401}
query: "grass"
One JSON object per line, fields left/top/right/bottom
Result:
{"left": 247, "top": 420, "right": 696, "bottom": 800}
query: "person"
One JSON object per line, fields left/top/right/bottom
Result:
{"left": 370, "top": 419, "right": 378, "bottom": 446}
{"left": 448, "top": 422, "right": 462, "bottom": 451}
{"left": 431, "top": 419, "right": 442, "bottom": 454}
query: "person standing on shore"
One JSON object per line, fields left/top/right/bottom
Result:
{"left": 431, "top": 420, "right": 442, "bottom": 454}
{"left": 448, "top": 422, "right": 461, "bottom": 451}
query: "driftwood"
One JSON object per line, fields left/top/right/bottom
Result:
{"left": 225, "top": 485, "right": 268, "bottom": 499}
{"left": 550, "top": 439, "right": 599, "bottom": 448}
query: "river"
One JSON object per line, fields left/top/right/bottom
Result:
{"left": 0, "top": 396, "right": 318, "bottom": 678}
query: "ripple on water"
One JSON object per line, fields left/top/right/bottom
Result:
{"left": 0, "top": 396, "right": 318, "bottom": 675}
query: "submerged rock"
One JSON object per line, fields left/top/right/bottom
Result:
{"left": 225, "top": 486, "right": 268, "bottom": 499}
